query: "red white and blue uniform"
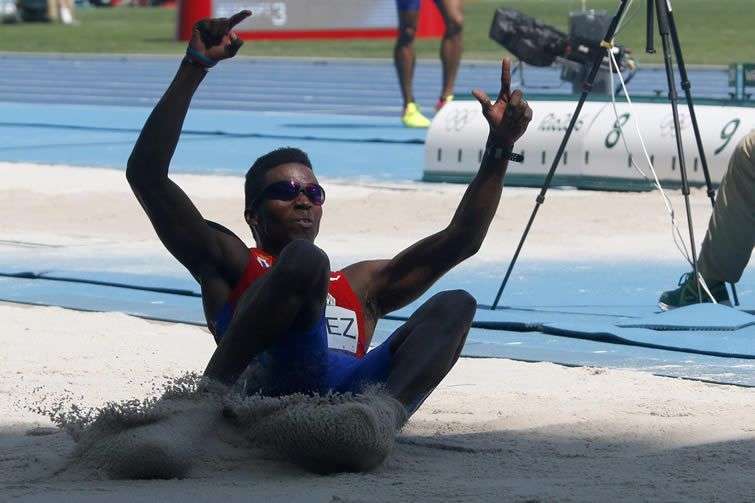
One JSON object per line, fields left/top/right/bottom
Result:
{"left": 213, "top": 248, "right": 392, "bottom": 396}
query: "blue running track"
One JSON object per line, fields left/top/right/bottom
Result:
{"left": 0, "top": 54, "right": 738, "bottom": 117}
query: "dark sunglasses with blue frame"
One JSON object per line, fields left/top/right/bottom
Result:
{"left": 252, "top": 180, "right": 326, "bottom": 209}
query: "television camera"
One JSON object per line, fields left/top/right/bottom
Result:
{"left": 489, "top": 7, "right": 636, "bottom": 94}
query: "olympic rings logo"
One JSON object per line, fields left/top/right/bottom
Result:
{"left": 445, "top": 108, "right": 472, "bottom": 132}
{"left": 659, "top": 113, "right": 690, "bottom": 137}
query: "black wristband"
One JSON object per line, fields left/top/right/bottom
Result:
{"left": 181, "top": 56, "right": 209, "bottom": 73}
{"left": 485, "top": 145, "right": 524, "bottom": 163}
{"left": 183, "top": 46, "right": 217, "bottom": 69}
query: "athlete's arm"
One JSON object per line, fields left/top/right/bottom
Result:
{"left": 126, "top": 12, "right": 251, "bottom": 278}
{"left": 346, "top": 58, "right": 532, "bottom": 317}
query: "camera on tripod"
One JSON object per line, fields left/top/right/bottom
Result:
{"left": 489, "top": 7, "right": 635, "bottom": 94}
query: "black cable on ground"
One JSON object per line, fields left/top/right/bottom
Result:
{"left": 0, "top": 271, "right": 201, "bottom": 297}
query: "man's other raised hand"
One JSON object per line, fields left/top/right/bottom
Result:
{"left": 189, "top": 10, "right": 252, "bottom": 64}
{"left": 472, "top": 58, "right": 533, "bottom": 147}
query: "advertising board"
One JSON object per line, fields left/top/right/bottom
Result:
{"left": 177, "top": 0, "right": 443, "bottom": 40}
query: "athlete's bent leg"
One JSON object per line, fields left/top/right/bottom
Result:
{"left": 204, "top": 239, "right": 330, "bottom": 386}
{"left": 436, "top": 0, "right": 463, "bottom": 102}
{"left": 394, "top": 10, "right": 420, "bottom": 108}
{"left": 384, "top": 289, "right": 476, "bottom": 410}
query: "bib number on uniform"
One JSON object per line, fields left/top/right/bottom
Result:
{"left": 324, "top": 305, "right": 358, "bottom": 353}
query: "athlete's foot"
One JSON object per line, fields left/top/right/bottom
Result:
{"left": 401, "top": 102, "right": 431, "bottom": 128}
{"left": 243, "top": 391, "right": 405, "bottom": 473}
{"left": 435, "top": 94, "right": 454, "bottom": 111}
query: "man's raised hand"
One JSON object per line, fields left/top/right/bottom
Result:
{"left": 472, "top": 58, "right": 533, "bottom": 147}
{"left": 189, "top": 10, "right": 252, "bottom": 63}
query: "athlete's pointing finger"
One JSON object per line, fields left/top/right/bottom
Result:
{"left": 498, "top": 58, "right": 512, "bottom": 102}
{"left": 228, "top": 10, "right": 252, "bottom": 29}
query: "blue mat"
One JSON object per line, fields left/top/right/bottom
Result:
{"left": 1, "top": 271, "right": 753, "bottom": 386}
{"left": 0, "top": 275, "right": 204, "bottom": 325}
{"left": 617, "top": 304, "right": 755, "bottom": 331}
{"left": 2, "top": 270, "right": 753, "bottom": 360}
{"left": 393, "top": 303, "right": 755, "bottom": 360}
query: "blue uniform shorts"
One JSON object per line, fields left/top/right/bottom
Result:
{"left": 244, "top": 316, "right": 395, "bottom": 398}
{"left": 397, "top": 0, "right": 441, "bottom": 12}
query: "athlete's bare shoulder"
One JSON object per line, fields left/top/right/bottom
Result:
{"left": 203, "top": 219, "right": 251, "bottom": 282}
{"left": 341, "top": 259, "right": 389, "bottom": 321}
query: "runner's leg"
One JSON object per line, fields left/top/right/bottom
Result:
{"left": 395, "top": 9, "right": 420, "bottom": 108}
{"left": 204, "top": 239, "right": 329, "bottom": 386}
{"left": 436, "top": 0, "right": 463, "bottom": 101}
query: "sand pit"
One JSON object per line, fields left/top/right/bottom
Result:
{"left": 1, "top": 303, "right": 753, "bottom": 501}
{"left": 0, "top": 163, "right": 753, "bottom": 500}
{"left": 0, "top": 162, "right": 725, "bottom": 265}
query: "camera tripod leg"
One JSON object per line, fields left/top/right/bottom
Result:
{"left": 490, "top": 0, "right": 633, "bottom": 310}
{"left": 654, "top": 0, "right": 703, "bottom": 303}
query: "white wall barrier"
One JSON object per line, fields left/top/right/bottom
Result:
{"left": 424, "top": 99, "right": 755, "bottom": 190}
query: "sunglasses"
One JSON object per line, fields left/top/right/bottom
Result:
{"left": 253, "top": 180, "right": 326, "bottom": 208}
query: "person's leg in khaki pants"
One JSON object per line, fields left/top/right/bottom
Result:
{"left": 659, "top": 130, "right": 754, "bottom": 309}
{"left": 698, "top": 130, "right": 755, "bottom": 284}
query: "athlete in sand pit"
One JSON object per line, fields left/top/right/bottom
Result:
{"left": 127, "top": 11, "right": 531, "bottom": 415}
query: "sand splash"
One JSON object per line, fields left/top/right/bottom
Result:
{"left": 31, "top": 373, "right": 407, "bottom": 479}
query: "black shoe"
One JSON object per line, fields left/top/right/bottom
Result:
{"left": 658, "top": 272, "right": 731, "bottom": 311}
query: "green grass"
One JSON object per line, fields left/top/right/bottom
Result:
{"left": 0, "top": 0, "right": 751, "bottom": 64}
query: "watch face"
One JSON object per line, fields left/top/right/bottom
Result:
{"left": 487, "top": 146, "right": 508, "bottom": 160}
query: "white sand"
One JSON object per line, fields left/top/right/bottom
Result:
{"left": 1, "top": 303, "right": 753, "bottom": 501}
{"left": 0, "top": 161, "right": 724, "bottom": 265}
{"left": 1, "top": 162, "right": 754, "bottom": 501}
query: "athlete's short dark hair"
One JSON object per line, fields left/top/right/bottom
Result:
{"left": 244, "top": 147, "right": 313, "bottom": 210}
